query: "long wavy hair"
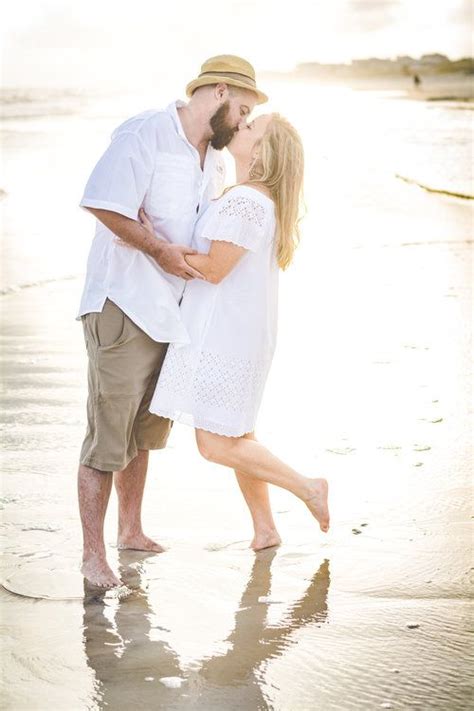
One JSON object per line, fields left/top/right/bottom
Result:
{"left": 246, "top": 113, "right": 305, "bottom": 270}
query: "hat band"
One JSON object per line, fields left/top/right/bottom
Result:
{"left": 198, "top": 71, "right": 257, "bottom": 89}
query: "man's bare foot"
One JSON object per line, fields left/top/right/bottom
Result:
{"left": 303, "top": 478, "right": 330, "bottom": 532}
{"left": 250, "top": 528, "right": 282, "bottom": 551}
{"left": 117, "top": 533, "right": 166, "bottom": 553}
{"left": 81, "top": 555, "right": 122, "bottom": 588}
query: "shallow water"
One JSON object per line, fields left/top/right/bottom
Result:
{"left": 1, "top": 82, "right": 473, "bottom": 709}
{"left": 1, "top": 80, "right": 472, "bottom": 292}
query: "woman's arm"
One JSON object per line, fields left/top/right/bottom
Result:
{"left": 138, "top": 208, "right": 247, "bottom": 284}
{"left": 184, "top": 241, "right": 247, "bottom": 284}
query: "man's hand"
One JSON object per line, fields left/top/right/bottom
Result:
{"left": 139, "top": 208, "right": 205, "bottom": 280}
{"left": 85, "top": 206, "right": 206, "bottom": 281}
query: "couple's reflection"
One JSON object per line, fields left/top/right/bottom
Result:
{"left": 82, "top": 549, "right": 330, "bottom": 709}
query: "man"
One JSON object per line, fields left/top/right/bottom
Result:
{"left": 77, "top": 56, "right": 280, "bottom": 588}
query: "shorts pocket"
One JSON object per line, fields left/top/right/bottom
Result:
{"left": 96, "top": 300, "right": 127, "bottom": 350}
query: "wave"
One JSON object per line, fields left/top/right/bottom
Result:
{"left": 1, "top": 88, "right": 88, "bottom": 120}
{"left": 0, "top": 275, "right": 80, "bottom": 297}
{"left": 395, "top": 174, "right": 473, "bottom": 200}
{"left": 426, "top": 96, "right": 474, "bottom": 103}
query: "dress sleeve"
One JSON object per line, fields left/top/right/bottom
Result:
{"left": 79, "top": 130, "right": 154, "bottom": 221}
{"left": 202, "top": 191, "right": 267, "bottom": 252}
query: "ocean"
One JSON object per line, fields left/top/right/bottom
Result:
{"left": 1, "top": 80, "right": 472, "bottom": 293}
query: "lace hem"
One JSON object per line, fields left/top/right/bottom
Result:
{"left": 150, "top": 405, "right": 256, "bottom": 438}
{"left": 156, "top": 346, "right": 271, "bottom": 412}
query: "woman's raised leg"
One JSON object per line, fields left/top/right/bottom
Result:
{"left": 196, "top": 429, "right": 329, "bottom": 532}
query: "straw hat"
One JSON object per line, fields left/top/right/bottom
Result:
{"left": 186, "top": 55, "right": 268, "bottom": 105}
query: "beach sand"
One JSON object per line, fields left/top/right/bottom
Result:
{"left": 1, "top": 182, "right": 472, "bottom": 709}
{"left": 1, "top": 79, "right": 473, "bottom": 709}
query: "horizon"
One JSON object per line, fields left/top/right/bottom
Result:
{"left": 1, "top": 51, "right": 471, "bottom": 92}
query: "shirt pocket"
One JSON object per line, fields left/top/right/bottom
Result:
{"left": 146, "top": 153, "right": 197, "bottom": 216}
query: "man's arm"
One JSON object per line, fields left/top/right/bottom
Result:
{"left": 87, "top": 208, "right": 205, "bottom": 280}
{"left": 137, "top": 207, "right": 248, "bottom": 284}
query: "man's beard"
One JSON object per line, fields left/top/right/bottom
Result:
{"left": 209, "top": 102, "right": 237, "bottom": 150}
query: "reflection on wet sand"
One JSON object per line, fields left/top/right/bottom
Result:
{"left": 82, "top": 551, "right": 330, "bottom": 709}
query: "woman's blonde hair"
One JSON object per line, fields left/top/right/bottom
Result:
{"left": 247, "top": 113, "right": 305, "bottom": 270}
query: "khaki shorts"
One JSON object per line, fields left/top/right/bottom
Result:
{"left": 80, "top": 299, "right": 172, "bottom": 472}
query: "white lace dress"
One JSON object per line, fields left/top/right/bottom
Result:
{"left": 149, "top": 185, "right": 278, "bottom": 437}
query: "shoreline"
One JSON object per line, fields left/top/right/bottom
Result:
{"left": 395, "top": 174, "right": 474, "bottom": 200}
{"left": 261, "top": 72, "right": 474, "bottom": 101}
{"left": 1, "top": 184, "right": 473, "bottom": 709}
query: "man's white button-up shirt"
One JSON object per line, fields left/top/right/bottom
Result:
{"left": 78, "top": 100, "right": 226, "bottom": 343}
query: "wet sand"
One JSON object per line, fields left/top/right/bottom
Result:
{"left": 1, "top": 79, "right": 473, "bottom": 709}
{"left": 1, "top": 178, "right": 473, "bottom": 709}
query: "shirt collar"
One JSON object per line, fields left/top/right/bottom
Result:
{"left": 165, "top": 99, "right": 188, "bottom": 142}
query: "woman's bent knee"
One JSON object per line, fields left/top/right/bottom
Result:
{"left": 195, "top": 430, "right": 236, "bottom": 464}
{"left": 196, "top": 430, "right": 218, "bottom": 462}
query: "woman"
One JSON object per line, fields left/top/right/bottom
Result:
{"left": 141, "top": 113, "right": 329, "bottom": 544}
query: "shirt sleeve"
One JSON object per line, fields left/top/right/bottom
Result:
{"left": 202, "top": 191, "right": 267, "bottom": 252}
{"left": 79, "top": 130, "right": 154, "bottom": 221}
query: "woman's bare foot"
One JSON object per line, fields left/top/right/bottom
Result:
{"left": 117, "top": 533, "right": 166, "bottom": 553}
{"left": 250, "top": 528, "right": 282, "bottom": 551}
{"left": 303, "top": 478, "right": 330, "bottom": 532}
{"left": 81, "top": 554, "right": 122, "bottom": 588}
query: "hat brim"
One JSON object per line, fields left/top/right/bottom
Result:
{"left": 186, "top": 75, "right": 268, "bottom": 104}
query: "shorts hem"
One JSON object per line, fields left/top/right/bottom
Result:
{"left": 80, "top": 453, "right": 137, "bottom": 473}
{"left": 136, "top": 441, "right": 168, "bottom": 451}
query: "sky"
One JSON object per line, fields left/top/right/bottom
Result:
{"left": 1, "top": 0, "right": 472, "bottom": 87}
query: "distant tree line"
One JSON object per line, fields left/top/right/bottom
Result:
{"left": 290, "top": 55, "right": 474, "bottom": 79}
